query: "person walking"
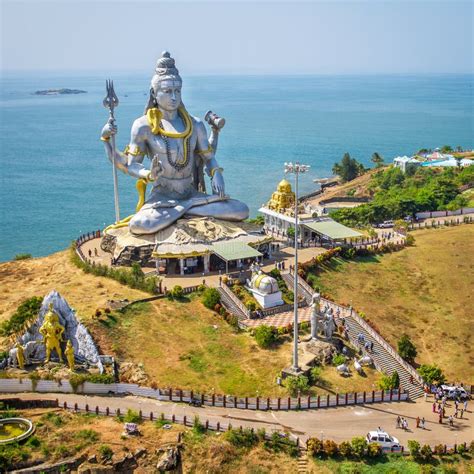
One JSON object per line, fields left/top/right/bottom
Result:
{"left": 416, "top": 416, "right": 420, "bottom": 428}
{"left": 463, "top": 399, "right": 468, "bottom": 411}
{"left": 421, "top": 417, "right": 425, "bottom": 429}
{"left": 448, "top": 415, "right": 454, "bottom": 427}
{"left": 370, "top": 341, "right": 374, "bottom": 352}
{"left": 432, "top": 402, "right": 436, "bottom": 413}
{"left": 396, "top": 415, "right": 401, "bottom": 428}
{"left": 88, "top": 249, "right": 92, "bottom": 258}
{"left": 438, "top": 412, "right": 443, "bottom": 424}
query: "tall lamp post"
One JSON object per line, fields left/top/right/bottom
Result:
{"left": 284, "top": 162, "right": 310, "bottom": 372}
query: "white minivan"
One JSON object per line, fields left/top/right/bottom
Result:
{"left": 366, "top": 430, "right": 401, "bottom": 450}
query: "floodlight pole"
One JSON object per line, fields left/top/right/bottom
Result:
{"left": 284, "top": 162, "right": 310, "bottom": 372}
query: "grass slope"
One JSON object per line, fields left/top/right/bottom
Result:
{"left": 308, "top": 226, "right": 474, "bottom": 381}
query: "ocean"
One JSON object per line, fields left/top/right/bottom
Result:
{"left": 0, "top": 73, "right": 472, "bottom": 261}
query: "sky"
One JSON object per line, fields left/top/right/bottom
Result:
{"left": 1, "top": 0, "right": 473, "bottom": 74}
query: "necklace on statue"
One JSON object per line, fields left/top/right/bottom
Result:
{"left": 160, "top": 121, "right": 190, "bottom": 171}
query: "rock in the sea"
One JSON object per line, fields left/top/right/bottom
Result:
{"left": 34, "top": 88, "right": 87, "bottom": 95}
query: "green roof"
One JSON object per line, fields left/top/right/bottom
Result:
{"left": 211, "top": 241, "right": 262, "bottom": 261}
{"left": 303, "top": 220, "right": 363, "bottom": 240}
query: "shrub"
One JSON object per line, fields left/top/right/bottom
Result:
{"left": 99, "top": 444, "right": 113, "bottom": 461}
{"left": 246, "top": 300, "right": 257, "bottom": 311}
{"left": 367, "top": 442, "right": 381, "bottom": 458}
{"left": 420, "top": 444, "right": 433, "bottom": 461}
{"left": 224, "top": 428, "right": 259, "bottom": 448}
{"left": 408, "top": 439, "right": 421, "bottom": 458}
{"left": 14, "top": 253, "right": 32, "bottom": 260}
{"left": 192, "top": 415, "right": 206, "bottom": 435}
{"left": 378, "top": 371, "right": 399, "bottom": 390}
{"left": 405, "top": 234, "right": 415, "bottom": 246}
{"left": 417, "top": 364, "right": 446, "bottom": 385}
{"left": 398, "top": 334, "right": 417, "bottom": 361}
{"left": 253, "top": 325, "right": 278, "bottom": 348}
{"left": 26, "top": 435, "right": 41, "bottom": 448}
{"left": 310, "top": 366, "right": 322, "bottom": 385}
{"left": 124, "top": 409, "right": 141, "bottom": 423}
{"left": 332, "top": 353, "right": 346, "bottom": 366}
{"left": 286, "top": 375, "right": 310, "bottom": 396}
{"left": 433, "top": 444, "right": 445, "bottom": 455}
{"left": 265, "top": 432, "right": 299, "bottom": 457}
{"left": 75, "top": 429, "right": 100, "bottom": 443}
{"left": 350, "top": 436, "right": 367, "bottom": 458}
{"left": 170, "top": 285, "right": 184, "bottom": 299}
{"left": 201, "top": 288, "right": 220, "bottom": 310}
{"left": 307, "top": 437, "right": 324, "bottom": 456}
{"left": 457, "top": 443, "right": 466, "bottom": 455}
{"left": 338, "top": 440, "right": 353, "bottom": 457}
{"left": 323, "top": 440, "right": 338, "bottom": 457}
{"left": 0, "top": 296, "right": 42, "bottom": 337}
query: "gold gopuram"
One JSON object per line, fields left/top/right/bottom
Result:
{"left": 267, "top": 179, "right": 295, "bottom": 213}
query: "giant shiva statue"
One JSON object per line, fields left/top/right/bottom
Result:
{"left": 100, "top": 51, "right": 249, "bottom": 235}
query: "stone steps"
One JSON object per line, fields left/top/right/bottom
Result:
{"left": 216, "top": 287, "right": 248, "bottom": 320}
{"left": 297, "top": 448, "right": 309, "bottom": 474}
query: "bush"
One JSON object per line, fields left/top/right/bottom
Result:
{"left": 433, "top": 444, "right": 445, "bottom": 455}
{"left": 192, "top": 415, "right": 206, "bottom": 435}
{"left": 398, "top": 334, "right": 417, "bottom": 361}
{"left": 14, "top": 253, "right": 32, "bottom": 260}
{"left": 0, "top": 296, "right": 42, "bottom": 337}
{"left": 246, "top": 300, "right": 257, "bottom": 311}
{"left": 307, "top": 437, "right": 324, "bottom": 456}
{"left": 201, "top": 288, "right": 220, "bottom": 310}
{"left": 124, "top": 409, "right": 141, "bottom": 423}
{"left": 420, "top": 444, "right": 433, "bottom": 461}
{"left": 332, "top": 353, "right": 346, "bottom": 366}
{"left": 457, "top": 443, "right": 466, "bottom": 455}
{"left": 286, "top": 375, "right": 310, "bottom": 396}
{"left": 367, "top": 442, "right": 381, "bottom": 458}
{"left": 265, "top": 432, "right": 299, "bottom": 457}
{"left": 323, "top": 439, "right": 338, "bottom": 457}
{"left": 309, "top": 366, "right": 322, "bottom": 385}
{"left": 378, "top": 371, "right": 400, "bottom": 390}
{"left": 99, "top": 444, "right": 113, "bottom": 461}
{"left": 350, "top": 436, "right": 367, "bottom": 458}
{"left": 170, "top": 285, "right": 184, "bottom": 299}
{"left": 405, "top": 234, "right": 415, "bottom": 246}
{"left": 224, "top": 428, "right": 259, "bottom": 448}
{"left": 253, "top": 325, "right": 278, "bottom": 348}
{"left": 75, "top": 429, "right": 100, "bottom": 443}
{"left": 417, "top": 364, "right": 446, "bottom": 385}
{"left": 338, "top": 440, "right": 353, "bottom": 457}
{"left": 408, "top": 439, "right": 421, "bottom": 458}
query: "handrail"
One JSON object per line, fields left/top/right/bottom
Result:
{"left": 219, "top": 284, "right": 251, "bottom": 318}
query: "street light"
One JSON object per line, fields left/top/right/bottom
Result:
{"left": 284, "top": 162, "right": 310, "bottom": 372}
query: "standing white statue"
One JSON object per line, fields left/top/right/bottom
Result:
{"left": 101, "top": 51, "right": 249, "bottom": 235}
{"left": 310, "top": 292, "right": 321, "bottom": 339}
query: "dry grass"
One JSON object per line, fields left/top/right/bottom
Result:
{"left": 310, "top": 225, "right": 474, "bottom": 381}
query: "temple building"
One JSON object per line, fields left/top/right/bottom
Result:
{"left": 259, "top": 179, "right": 363, "bottom": 246}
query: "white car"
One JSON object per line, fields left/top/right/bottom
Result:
{"left": 441, "top": 385, "right": 470, "bottom": 400}
{"left": 366, "top": 430, "right": 401, "bottom": 450}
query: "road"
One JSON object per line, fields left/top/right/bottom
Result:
{"left": 4, "top": 392, "right": 472, "bottom": 446}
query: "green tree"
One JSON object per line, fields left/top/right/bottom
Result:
{"left": 253, "top": 325, "right": 278, "bottom": 348}
{"left": 378, "top": 371, "right": 399, "bottom": 390}
{"left": 350, "top": 436, "right": 368, "bottom": 458}
{"left": 408, "top": 439, "right": 421, "bottom": 458}
{"left": 287, "top": 226, "right": 295, "bottom": 239}
{"left": 286, "top": 375, "right": 310, "bottom": 396}
{"left": 417, "top": 364, "right": 446, "bottom": 385}
{"left": 371, "top": 152, "right": 384, "bottom": 168}
{"left": 332, "top": 153, "right": 364, "bottom": 183}
{"left": 201, "top": 288, "right": 220, "bottom": 310}
{"left": 397, "top": 334, "right": 417, "bottom": 361}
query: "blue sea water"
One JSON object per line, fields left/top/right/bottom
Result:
{"left": 0, "top": 73, "right": 472, "bottom": 261}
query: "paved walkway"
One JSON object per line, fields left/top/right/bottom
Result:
{"left": 5, "top": 392, "right": 472, "bottom": 445}
{"left": 242, "top": 306, "right": 312, "bottom": 328}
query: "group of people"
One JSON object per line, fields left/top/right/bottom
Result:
{"left": 396, "top": 416, "right": 412, "bottom": 430}
{"left": 274, "top": 260, "right": 286, "bottom": 271}
{"left": 357, "top": 332, "right": 374, "bottom": 352}
{"left": 87, "top": 247, "right": 99, "bottom": 258}
{"left": 432, "top": 398, "right": 468, "bottom": 424}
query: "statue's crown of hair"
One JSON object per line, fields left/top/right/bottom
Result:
{"left": 155, "top": 51, "right": 180, "bottom": 79}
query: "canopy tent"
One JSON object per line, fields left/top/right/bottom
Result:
{"left": 303, "top": 220, "right": 363, "bottom": 241}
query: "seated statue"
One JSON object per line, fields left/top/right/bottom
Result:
{"left": 101, "top": 51, "right": 249, "bottom": 235}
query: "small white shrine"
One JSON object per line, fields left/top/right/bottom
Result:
{"left": 246, "top": 262, "right": 284, "bottom": 309}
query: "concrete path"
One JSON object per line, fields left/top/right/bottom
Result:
{"left": 4, "top": 392, "right": 472, "bottom": 446}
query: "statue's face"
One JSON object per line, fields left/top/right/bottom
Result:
{"left": 155, "top": 80, "right": 182, "bottom": 112}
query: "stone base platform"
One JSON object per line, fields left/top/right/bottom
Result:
{"left": 101, "top": 217, "right": 271, "bottom": 268}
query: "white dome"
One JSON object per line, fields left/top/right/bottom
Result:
{"left": 250, "top": 274, "right": 279, "bottom": 294}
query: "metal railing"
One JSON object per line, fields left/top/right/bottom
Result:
{"left": 219, "top": 284, "right": 251, "bottom": 318}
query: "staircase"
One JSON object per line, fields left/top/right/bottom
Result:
{"left": 216, "top": 286, "right": 249, "bottom": 321}
{"left": 282, "top": 272, "right": 312, "bottom": 304}
{"left": 283, "top": 271, "right": 425, "bottom": 399}
{"left": 297, "top": 447, "right": 309, "bottom": 474}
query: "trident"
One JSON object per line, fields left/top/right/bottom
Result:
{"left": 103, "top": 79, "right": 120, "bottom": 223}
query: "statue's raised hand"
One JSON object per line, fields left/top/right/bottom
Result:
{"left": 149, "top": 155, "right": 164, "bottom": 182}
{"left": 101, "top": 117, "right": 117, "bottom": 140}
{"left": 212, "top": 170, "right": 225, "bottom": 198}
